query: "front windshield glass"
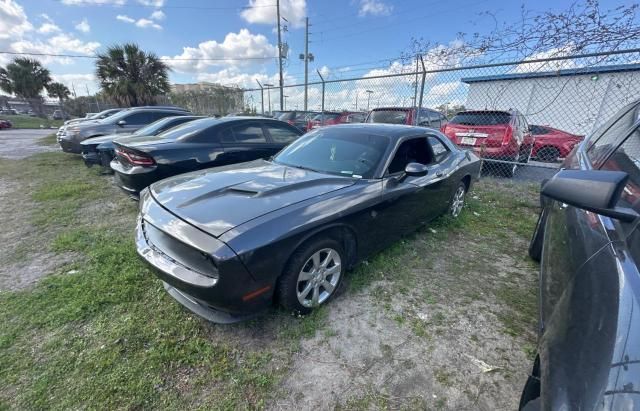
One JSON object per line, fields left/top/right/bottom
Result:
{"left": 274, "top": 128, "right": 389, "bottom": 178}
{"left": 133, "top": 117, "right": 179, "bottom": 136}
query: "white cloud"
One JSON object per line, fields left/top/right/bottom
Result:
{"left": 117, "top": 13, "right": 162, "bottom": 29}
{"left": 0, "top": 0, "right": 33, "bottom": 41}
{"left": 75, "top": 18, "right": 90, "bottom": 33}
{"left": 135, "top": 18, "right": 162, "bottom": 29}
{"left": 62, "top": 0, "right": 126, "bottom": 4}
{"left": 116, "top": 14, "right": 135, "bottom": 23}
{"left": 358, "top": 0, "right": 393, "bottom": 17}
{"left": 318, "top": 65, "right": 330, "bottom": 78}
{"left": 51, "top": 73, "right": 99, "bottom": 95}
{"left": 241, "top": 0, "right": 306, "bottom": 28}
{"left": 137, "top": 0, "right": 164, "bottom": 6}
{"left": 38, "top": 22, "right": 61, "bottom": 34}
{"left": 150, "top": 10, "right": 165, "bottom": 21}
{"left": 165, "top": 29, "right": 277, "bottom": 73}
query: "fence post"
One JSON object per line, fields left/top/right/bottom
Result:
{"left": 317, "top": 69, "right": 325, "bottom": 125}
{"left": 255, "top": 80, "right": 265, "bottom": 115}
{"left": 415, "top": 55, "right": 427, "bottom": 126}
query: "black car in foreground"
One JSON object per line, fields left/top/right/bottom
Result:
{"left": 519, "top": 101, "right": 640, "bottom": 410}
{"left": 80, "top": 115, "right": 204, "bottom": 171}
{"left": 111, "top": 117, "right": 303, "bottom": 196}
{"left": 136, "top": 124, "right": 481, "bottom": 323}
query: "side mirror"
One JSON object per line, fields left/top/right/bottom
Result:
{"left": 117, "top": 120, "right": 127, "bottom": 126}
{"left": 542, "top": 169, "right": 638, "bottom": 222}
{"left": 405, "top": 162, "right": 429, "bottom": 177}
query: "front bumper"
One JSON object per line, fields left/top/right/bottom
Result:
{"left": 81, "top": 149, "right": 100, "bottom": 167}
{"left": 135, "top": 199, "right": 272, "bottom": 321}
{"left": 59, "top": 138, "right": 81, "bottom": 154}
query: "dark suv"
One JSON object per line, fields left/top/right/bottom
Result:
{"left": 520, "top": 101, "right": 640, "bottom": 410}
{"left": 58, "top": 106, "right": 190, "bottom": 153}
{"left": 365, "top": 107, "right": 447, "bottom": 129}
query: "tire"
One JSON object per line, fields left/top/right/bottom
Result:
{"left": 529, "top": 208, "right": 547, "bottom": 262}
{"left": 277, "top": 237, "right": 345, "bottom": 314}
{"left": 537, "top": 147, "right": 559, "bottom": 163}
{"left": 449, "top": 181, "right": 467, "bottom": 218}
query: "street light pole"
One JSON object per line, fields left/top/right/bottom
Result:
{"left": 276, "top": 0, "right": 284, "bottom": 110}
{"left": 366, "top": 90, "right": 373, "bottom": 110}
{"left": 264, "top": 83, "right": 273, "bottom": 114}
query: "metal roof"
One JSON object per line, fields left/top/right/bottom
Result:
{"left": 461, "top": 63, "right": 640, "bottom": 84}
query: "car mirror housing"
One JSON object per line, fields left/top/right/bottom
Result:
{"left": 117, "top": 120, "right": 127, "bottom": 126}
{"left": 404, "top": 162, "right": 429, "bottom": 177}
{"left": 542, "top": 169, "right": 639, "bottom": 222}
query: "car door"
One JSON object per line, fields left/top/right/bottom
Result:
{"left": 221, "top": 121, "right": 273, "bottom": 164}
{"left": 540, "top": 105, "right": 640, "bottom": 332}
{"left": 374, "top": 136, "right": 451, "bottom": 242}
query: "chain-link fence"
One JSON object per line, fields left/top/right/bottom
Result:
{"left": 241, "top": 48, "right": 640, "bottom": 184}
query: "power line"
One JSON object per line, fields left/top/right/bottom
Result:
{"left": 51, "top": 0, "right": 276, "bottom": 10}
{"left": 0, "top": 50, "right": 277, "bottom": 62}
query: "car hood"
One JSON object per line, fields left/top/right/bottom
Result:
{"left": 81, "top": 133, "right": 132, "bottom": 146}
{"left": 149, "top": 161, "right": 356, "bottom": 237}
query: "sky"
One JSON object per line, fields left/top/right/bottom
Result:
{"left": 0, "top": 0, "right": 632, "bottom": 106}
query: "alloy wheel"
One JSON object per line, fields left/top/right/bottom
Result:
{"left": 450, "top": 185, "right": 466, "bottom": 217}
{"left": 296, "top": 248, "right": 342, "bottom": 307}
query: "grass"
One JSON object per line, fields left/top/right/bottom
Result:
{"left": 1, "top": 114, "right": 62, "bottom": 129}
{"left": 36, "top": 133, "right": 58, "bottom": 146}
{"left": 0, "top": 151, "right": 541, "bottom": 409}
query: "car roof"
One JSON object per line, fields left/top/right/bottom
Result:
{"left": 316, "top": 123, "right": 436, "bottom": 139}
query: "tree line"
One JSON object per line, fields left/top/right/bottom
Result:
{"left": 0, "top": 43, "right": 170, "bottom": 116}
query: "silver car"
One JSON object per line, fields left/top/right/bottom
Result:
{"left": 58, "top": 107, "right": 190, "bottom": 153}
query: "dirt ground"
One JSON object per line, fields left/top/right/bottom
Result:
{"left": 0, "top": 131, "right": 540, "bottom": 410}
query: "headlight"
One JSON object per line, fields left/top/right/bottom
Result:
{"left": 139, "top": 187, "right": 151, "bottom": 211}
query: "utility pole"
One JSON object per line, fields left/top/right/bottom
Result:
{"left": 276, "top": 0, "right": 284, "bottom": 110}
{"left": 366, "top": 90, "right": 373, "bottom": 110}
{"left": 264, "top": 83, "right": 273, "bottom": 114}
{"left": 304, "top": 17, "right": 309, "bottom": 110}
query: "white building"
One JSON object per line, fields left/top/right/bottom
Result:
{"left": 461, "top": 64, "right": 640, "bottom": 135}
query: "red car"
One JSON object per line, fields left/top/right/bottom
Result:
{"left": 529, "top": 125, "right": 584, "bottom": 162}
{"left": 0, "top": 119, "right": 12, "bottom": 129}
{"left": 307, "top": 111, "right": 366, "bottom": 130}
{"left": 441, "top": 109, "right": 533, "bottom": 177}
{"left": 366, "top": 107, "right": 447, "bottom": 129}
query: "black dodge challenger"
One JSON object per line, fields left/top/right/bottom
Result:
{"left": 136, "top": 124, "right": 481, "bottom": 322}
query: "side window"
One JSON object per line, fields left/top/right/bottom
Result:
{"left": 428, "top": 136, "right": 450, "bottom": 163}
{"left": 192, "top": 125, "right": 220, "bottom": 143}
{"left": 265, "top": 124, "right": 300, "bottom": 143}
{"left": 601, "top": 127, "right": 640, "bottom": 216}
{"left": 230, "top": 123, "right": 267, "bottom": 143}
{"left": 387, "top": 138, "right": 432, "bottom": 174}
{"left": 152, "top": 111, "right": 180, "bottom": 122}
{"left": 530, "top": 125, "right": 548, "bottom": 135}
{"left": 588, "top": 105, "right": 640, "bottom": 167}
{"left": 219, "top": 127, "right": 234, "bottom": 143}
{"left": 123, "top": 112, "right": 151, "bottom": 125}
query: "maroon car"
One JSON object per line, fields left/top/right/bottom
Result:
{"left": 0, "top": 119, "right": 12, "bottom": 129}
{"left": 441, "top": 109, "right": 534, "bottom": 177}
{"left": 307, "top": 111, "right": 366, "bottom": 130}
{"left": 529, "top": 125, "right": 584, "bottom": 162}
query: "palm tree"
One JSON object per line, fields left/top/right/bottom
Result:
{"left": 0, "top": 58, "right": 52, "bottom": 115}
{"left": 47, "top": 82, "right": 71, "bottom": 116}
{"left": 95, "top": 43, "right": 171, "bottom": 106}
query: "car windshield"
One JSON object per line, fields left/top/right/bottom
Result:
{"left": 273, "top": 128, "right": 389, "bottom": 178}
{"left": 133, "top": 117, "right": 183, "bottom": 136}
{"left": 366, "top": 109, "right": 409, "bottom": 124}
{"left": 450, "top": 112, "right": 511, "bottom": 126}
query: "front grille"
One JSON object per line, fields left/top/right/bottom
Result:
{"left": 142, "top": 220, "right": 219, "bottom": 279}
